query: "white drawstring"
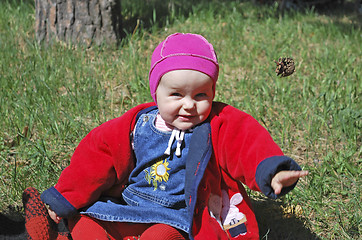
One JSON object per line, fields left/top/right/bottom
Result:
{"left": 175, "top": 131, "right": 185, "bottom": 157}
{"left": 164, "top": 129, "right": 185, "bottom": 157}
{"left": 164, "top": 129, "right": 176, "bottom": 156}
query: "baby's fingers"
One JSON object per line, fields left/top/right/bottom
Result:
{"left": 282, "top": 170, "right": 309, "bottom": 181}
{"left": 48, "top": 208, "right": 62, "bottom": 224}
{"left": 272, "top": 181, "right": 283, "bottom": 195}
{"left": 271, "top": 170, "right": 309, "bottom": 194}
{"left": 298, "top": 170, "right": 309, "bottom": 177}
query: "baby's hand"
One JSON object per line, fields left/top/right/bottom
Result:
{"left": 271, "top": 170, "right": 309, "bottom": 195}
{"left": 48, "top": 208, "right": 62, "bottom": 224}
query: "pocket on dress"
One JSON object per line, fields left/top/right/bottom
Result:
{"left": 122, "top": 191, "right": 139, "bottom": 206}
{"left": 124, "top": 186, "right": 176, "bottom": 208}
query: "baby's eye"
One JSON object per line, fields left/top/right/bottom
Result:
{"left": 196, "top": 93, "right": 207, "bottom": 98}
{"left": 171, "top": 92, "right": 182, "bottom": 97}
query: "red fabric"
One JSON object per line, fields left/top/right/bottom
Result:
{"left": 23, "top": 187, "right": 71, "bottom": 240}
{"left": 68, "top": 215, "right": 152, "bottom": 240}
{"left": 68, "top": 215, "right": 185, "bottom": 240}
{"left": 53, "top": 102, "right": 284, "bottom": 239}
{"left": 54, "top": 103, "right": 154, "bottom": 208}
{"left": 210, "top": 102, "right": 283, "bottom": 189}
{"left": 140, "top": 224, "right": 187, "bottom": 240}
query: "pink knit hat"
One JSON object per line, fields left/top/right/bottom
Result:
{"left": 149, "top": 33, "right": 219, "bottom": 101}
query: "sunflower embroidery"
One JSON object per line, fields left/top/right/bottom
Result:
{"left": 144, "top": 158, "right": 171, "bottom": 190}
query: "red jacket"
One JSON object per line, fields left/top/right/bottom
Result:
{"left": 41, "top": 102, "right": 301, "bottom": 239}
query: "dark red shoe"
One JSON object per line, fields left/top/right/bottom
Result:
{"left": 22, "top": 187, "right": 70, "bottom": 240}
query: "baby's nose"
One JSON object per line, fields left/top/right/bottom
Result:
{"left": 183, "top": 98, "right": 195, "bottom": 110}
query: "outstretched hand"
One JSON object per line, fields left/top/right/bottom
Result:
{"left": 271, "top": 170, "right": 309, "bottom": 195}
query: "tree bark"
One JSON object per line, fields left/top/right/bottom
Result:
{"left": 35, "top": 0, "right": 122, "bottom": 46}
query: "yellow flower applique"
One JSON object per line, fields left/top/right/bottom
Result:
{"left": 144, "top": 158, "right": 171, "bottom": 190}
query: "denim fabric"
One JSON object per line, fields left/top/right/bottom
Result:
{"left": 82, "top": 109, "right": 193, "bottom": 232}
{"left": 183, "top": 122, "right": 213, "bottom": 240}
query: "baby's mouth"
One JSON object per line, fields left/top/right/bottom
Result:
{"left": 178, "top": 115, "right": 194, "bottom": 121}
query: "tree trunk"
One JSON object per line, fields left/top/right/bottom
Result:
{"left": 35, "top": 0, "right": 122, "bottom": 47}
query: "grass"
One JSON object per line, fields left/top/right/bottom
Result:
{"left": 0, "top": 0, "right": 361, "bottom": 239}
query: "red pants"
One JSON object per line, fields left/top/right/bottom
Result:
{"left": 68, "top": 215, "right": 188, "bottom": 240}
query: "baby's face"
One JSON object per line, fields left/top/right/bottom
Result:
{"left": 156, "top": 70, "right": 214, "bottom": 130}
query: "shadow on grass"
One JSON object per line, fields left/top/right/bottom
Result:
{"left": 0, "top": 200, "right": 320, "bottom": 240}
{"left": 120, "top": 0, "right": 361, "bottom": 32}
{"left": 0, "top": 207, "right": 26, "bottom": 239}
{"left": 252, "top": 198, "right": 320, "bottom": 240}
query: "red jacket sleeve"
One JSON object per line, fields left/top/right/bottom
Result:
{"left": 210, "top": 102, "right": 284, "bottom": 191}
{"left": 42, "top": 103, "right": 155, "bottom": 214}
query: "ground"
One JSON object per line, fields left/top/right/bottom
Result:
{"left": 0, "top": 198, "right": 320, "bottom": 240}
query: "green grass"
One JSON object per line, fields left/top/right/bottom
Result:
{"left": 0, "top": 0, "right": 361, "bottom": 239}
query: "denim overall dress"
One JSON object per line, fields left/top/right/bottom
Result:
{"left": 82, "top": 109, "right": 195, "bottom": 233}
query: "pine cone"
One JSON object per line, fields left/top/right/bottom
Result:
{"left": 274, "top": 57, "right": 295, "bottom": 77}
